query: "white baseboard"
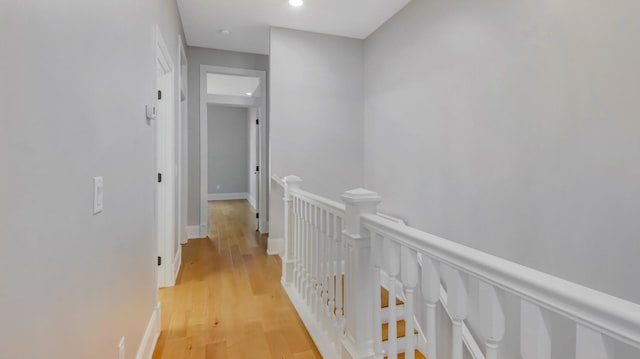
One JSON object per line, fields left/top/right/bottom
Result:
{"left": 135, "top": 302, "right": 160, "bottom": 359}
{"left": 207, "top": 192, "right": 248, "bottom": 201}
{"left": 267, "top": 237, "right": 283, "bottom": 256}
{"left": 173, "top": 245, "right": 182, "bottom": 283}
{"left": 187, "top": 225, "right": 201, "bottom": 239}
{"left": 247, "top": 194, "right": 257, "bottom": 210}
{"left": 180, "top": 228, "right": 188, "bottom": 244}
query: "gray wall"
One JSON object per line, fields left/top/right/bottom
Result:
{"left": 208, "top": 105, "right": 249, "bottom": 194}
{"left": 269, "top": 27, "right": 365, "bottom": 200}
{"left": 365, "top": 0, "right": 640, "bottom": 357}
{"left": 0, "top": 0, "right": 184, "bottom": 358}
{"left": 268, "top": 27, "right": 365, "bottom": 247}
{"left": 187, "top": 46, "right": 269, "bottom": 225}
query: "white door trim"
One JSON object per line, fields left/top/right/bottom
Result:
{"left": 177, "top": 36, "right": 188, "bottom": 245}
{"left": 199, "top": 65, "right": 269, "bottom": 236}
{"left": 154, "top": 25, "right": 177, "bottom": 289}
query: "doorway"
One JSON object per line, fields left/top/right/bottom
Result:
{"left": 206, "top": 104, "right": 253, "bottom": 207}
{"left": 199, "top": 66, "right": 268, "bottom": 237}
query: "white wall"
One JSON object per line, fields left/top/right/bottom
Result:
{"left": 248, "top": 107, "right": 258, "bottom": 208}
{"left": 365, "top": 0, "right": 640, "bottom": 357}
{"left": 207, "top": 105, "right": 249, "bottom": 194}
{"left": 186, "top": 47, "right": 268, "bottom": 225}
{"left": 0, "top": 1, "right": 184, "bottom": 358}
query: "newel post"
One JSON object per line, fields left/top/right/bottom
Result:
{"left": 341, "top": 188, "right": 382, "bottom": 359}
{"left": 282, "top": 175, "right": 302, "bottom": 286}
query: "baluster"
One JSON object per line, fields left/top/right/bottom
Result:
{"left": 479, "top": 282, "right": 505, "bottom": 359}
{"left": 371, "top": 232, "right": 384, "bottom": 358}
{"left": 303, "top": 201, "right": 311, "bottom": 304}
{"left": 442, "top": 266, "right": 467, "bottom": 359}
{"left": 309, "top": 204, "right": 318, "bottom": 311}
{"left": 576, "top": 325, "right": 613, "bottom": 359}
{"left": 520, "top": 300, "right": 550, "bottom": 359}
{"left": 318, "top": 208, "right": 327, "bottom": 325}
{"left": 298, "top": 200, "right": 305, "bottom": 297}
{"left": 296, "top": 197, "right": 303, "bottom": 292}
{"left": 400, "top": 246, "right": 419, "bottom": 359}
{"left": 315, "top": 206, "right": 322, "bottom": 318}
{"left": 335, "top": 216, "right": 344, "bottom": 327}
{"left": 384, "top": 237, "right": 401, "bottom": 359}
{"left": 307, "top": 202, "right": 314, "bottom": 307}
{"left": 326, "top": 212, "right": 336, "bottom": 332}
{"left": 344, "top": 222, "right": 351, "bottom": 327}
{"left": 296, "top": 197, "right": 303, "bottom": 293}
{"left": 292, "top": 197, "right": 299, "bottom": 290}
{"left": 323, "top": 209, "right": 332, "bottom": 330}
{"left": 421, "top": 255, "right": 440, "bottom": 359}
{"left": 311, "top": 205, "right": 319, "bottom": 316}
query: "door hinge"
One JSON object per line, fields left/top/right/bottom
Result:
{"left": 157, "top": 256, "right": 162, "bottom": 266}
{"left": 157, "top": 173, "right": 162, "bottom": 183}
{"left": 256, "top": 166, "right": 259, "bottom": 172}
{"left": 256, "top": 213, "right": 259, "bottom": 219}
{"left": 256, "top": 119, "right": 259, "bottom": 125}
{"left": 157, "top": 90, "right": 162, "bottom": 100}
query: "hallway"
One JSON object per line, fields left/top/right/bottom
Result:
{"left": 153, "top": 200, "right": 321, "bottom": 359}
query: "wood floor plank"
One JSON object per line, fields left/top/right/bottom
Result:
{"left": 205, "top": 341, "right": 227, "bottom": 359}
{"left": 153, "top": 200, "right": 321, "bottom": 359}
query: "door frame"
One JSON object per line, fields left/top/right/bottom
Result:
{"left": 154, "top": 26, "right": 177, "bottom": 289}
{"left": 177, "top": 36, "right": 188, "bottom": 246}
{"left": 199, "top": 65, "right": 268, "bottom": 236}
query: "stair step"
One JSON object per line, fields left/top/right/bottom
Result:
{"left": 382, "top": 336, "right": 423, "bottom": 357}
{"left": 381, "top": 287, "right": 403, "bottom": 308}
{"left": 384, "top": 350, "right": 426, "bottom": 359}
{"left": 382, "top": 320, "right": 418, "bottom": 341}
{"left": 380, "top": 287, "right": 425, "bottom": 359}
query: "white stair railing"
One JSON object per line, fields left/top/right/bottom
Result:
{"left": 279, "top": 175, "right": 640, "bottom": 359}
{"left": 281, "top": 175, "right": 348, "bottom": 358}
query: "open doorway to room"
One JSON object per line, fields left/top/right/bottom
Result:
{"left": 199, "top": 66, "right": 268, "bottom": 238}
{"left": 206, "top": 104, "right": 253, "bottom": 203}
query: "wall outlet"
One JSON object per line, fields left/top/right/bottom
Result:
{"left": 216, "top": 184, "right": 220, "bottom": 190}
{"left": 118, "top": 337, "right": 125, "bottom": 359}
{"left": 93, "top": 177, "right": 104, "bottom": 214}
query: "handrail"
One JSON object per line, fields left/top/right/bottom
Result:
{"left": 271, "top": 175, "right": 285, "bottom": 188}
{"left": 361, "top": 212, "right": 640, "bottom": 349}
{"left": 291, "top": 188, "right": 346, "bottom": 215}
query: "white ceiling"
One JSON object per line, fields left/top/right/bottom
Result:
{"left": 177, "top": 0, "right": 411, "bottom": 55}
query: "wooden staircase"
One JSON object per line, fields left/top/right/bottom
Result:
{"left": 380, "top": 287, "right": 426, "bottom": 359}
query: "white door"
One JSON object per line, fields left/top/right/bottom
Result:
{"left": 255, "top": 108, "right": 261, "bottom": 231}
{"left": 155, "top": 27, "right": 176, "bottom": 289}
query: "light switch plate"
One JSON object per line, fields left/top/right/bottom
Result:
{"left": 146, "top": 104, "right": 157, "bottom": 120}
{"left": 93, "top": 177, "right": 103, "bottom": 214}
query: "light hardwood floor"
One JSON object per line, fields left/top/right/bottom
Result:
{"left": 152, "top": 200, "right": 321, "bottom": 359}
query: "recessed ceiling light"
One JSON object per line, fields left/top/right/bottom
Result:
{"left": 246, "top": 92, "right": 253, "bottom": 96}
{"left": 289, "top": 0, "right": 303, "bottom": 7}
{"left": 219, "top": 29, "right": 231, "bottom": 36}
